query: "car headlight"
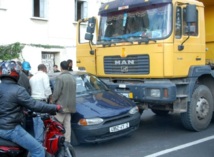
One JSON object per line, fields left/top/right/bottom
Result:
{"left": 129, "top": 106, "right": 139, "bottom": 114}
{"left": 78, "top": 118, "right": 104, "bottom": 126}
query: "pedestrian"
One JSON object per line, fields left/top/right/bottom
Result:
{"left": 53, "top": 64, "right": 60, "bottom": 73}
{"left": 29, "top": 64, "right": 52, "bottom": 144}
{"left": 67, "top": 59, "right": 73, "bottom": 71}
{"left": 22, "top": 61, "right": 32, "bottom": 78}
{"left": 17, "top": 61, "right": 33, "bottom": 133}
{"left": 52, "top": 60, "right": 76, "bottom": 143}
{"left": 0, "top": 60, "right": 62, "bottom": 157}
{"left": 17, "top": 61, "right": 31, "bottom": 94}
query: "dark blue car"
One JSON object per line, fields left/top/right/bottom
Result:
{"left": 49, "top": 71, "right": 141, "bottom": 145}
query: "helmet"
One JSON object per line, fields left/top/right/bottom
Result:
{"left": 22, "top": 61, "right": 31, "bottom": 71}
{"left": 0, "top": 61, "right": 20, "bottom": 81}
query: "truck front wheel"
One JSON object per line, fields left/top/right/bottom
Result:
{"left": 181, "top": 85, "right": 213, "bottom": 131}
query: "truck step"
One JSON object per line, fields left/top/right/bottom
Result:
{"left": 175, "top": 82, "right": 189, "bottom": 85}
{"left": 176, "top": 94, "right": 188, "bottom": 98}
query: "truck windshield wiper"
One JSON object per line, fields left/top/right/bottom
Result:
{"left": 98, "top": 36, "right": 156, "bottom": 46}
{"left": 98, "top": 37, "right": 127, "bottom": 47}
{"left": 126, "top": 36, "right": 156, "bottom": 44}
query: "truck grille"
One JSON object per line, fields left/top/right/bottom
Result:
{"left": 104, "top": 55, "right": 149, "bottom": 74}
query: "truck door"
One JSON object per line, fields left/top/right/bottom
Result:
{"left": 76, "top": 18, "right": 97, "bottom": 75}
{"left": 173, "top": 4, "right": 205, "bottom": 77}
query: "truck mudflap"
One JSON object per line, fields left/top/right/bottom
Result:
{"left": 103, "top": 79, "right": 177, "bottom": 104}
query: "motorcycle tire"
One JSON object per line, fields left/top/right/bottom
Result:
{"left": 56, "top": 144, "right": 76, "bottom": 157}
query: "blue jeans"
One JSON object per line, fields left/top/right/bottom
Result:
{"left": 0, "top": 125, "right": 45, "bottom": 157}
{"left": 33, "top": 116, "right": 44, "bottom": 144}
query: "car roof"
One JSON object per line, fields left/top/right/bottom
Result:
{"left": 48, "top": 70, "right": 88, "bottom": 78}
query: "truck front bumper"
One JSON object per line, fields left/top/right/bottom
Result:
{"left": 103, "top": 79, "right": 177, "bottom": 104}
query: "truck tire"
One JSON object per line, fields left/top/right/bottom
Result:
{"left": 181, "top": 85, "right": 213, "bottom": 131}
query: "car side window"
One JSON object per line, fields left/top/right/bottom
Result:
{"left": 76, "top": 77, "right": 87, "bottom": 93}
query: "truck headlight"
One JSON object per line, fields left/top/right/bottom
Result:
{"left": 78, "top": 118, "right": 104, "bottom": 126}
{"left": 150, "top": 89, "right": 161, "bottom": 98}
{"left": 129, "top": 106, "right": 139, "bottom": 114}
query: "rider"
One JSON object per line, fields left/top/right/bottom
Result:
{"left": 0, "top": 61, "right": 62, "bottom": 157}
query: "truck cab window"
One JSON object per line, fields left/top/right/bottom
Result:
{"left": 175, "top": 7, "right": 182, "bottom": 39}
{"left": 98, "top": 3, "right": 172, "bottom": 43}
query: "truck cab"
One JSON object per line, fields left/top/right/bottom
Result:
{"left": 76, "top": 0, "right": 214, "bottom": 132}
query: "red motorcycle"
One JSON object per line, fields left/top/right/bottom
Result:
{"left": 0, "top": 112, "right": 76, "bottom": 157}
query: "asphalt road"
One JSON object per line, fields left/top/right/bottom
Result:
{"left": 73, "top": 110, "right": 214, "bottom": 157}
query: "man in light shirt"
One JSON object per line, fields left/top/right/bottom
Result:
{"left": 30, "top": 64, "right": 52, "bottom": 144}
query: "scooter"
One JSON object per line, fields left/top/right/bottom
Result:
{"left": 0, "top": 112, "right": 76, "bottom": 157}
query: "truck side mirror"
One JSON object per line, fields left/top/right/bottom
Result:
{"left": 86, "top": 17, "right": 96, "bottom": 33}
{"left": 85, "top": 17, "right": 96, "bottom": 41}
{"left": 186, "top": 5, "right": 196, "bottom": 23}
{"left": 185, "top": 5, "right": 197, "bottom": 35}
{"left": 85, "top": 33, "right": 94, "bottom": 41}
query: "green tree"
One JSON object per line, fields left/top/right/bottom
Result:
{"left": 0, "top": 42, "right": 24, "bottom": 60}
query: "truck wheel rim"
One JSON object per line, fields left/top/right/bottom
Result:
{"left": 196, "top": 97, "right": 209, "bottom": 120}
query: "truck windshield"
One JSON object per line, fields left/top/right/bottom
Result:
{"left": 98, "top": 3, "right": 172, "bottom": 43}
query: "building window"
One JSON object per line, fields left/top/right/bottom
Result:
{"left": 33, "top": 0, "right": 47, "bottom": 18}
{"left": 42, "top": 52, "right": 55, "bottom": 74}
{"left": 75, "top": 0, "right": 88, "bottom": 21}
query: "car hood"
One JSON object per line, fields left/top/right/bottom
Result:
{"left": 75, "top": 90, "right": 135, "bottom": 119}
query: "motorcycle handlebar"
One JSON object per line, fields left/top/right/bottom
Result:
{"left": 25, "top": 110, "right": 56, "bottom": 118}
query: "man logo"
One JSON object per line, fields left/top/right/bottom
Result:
{"left": 121, "top": 66, "right": 128, "bottom": 73}
{"left": 114, "top": 60, "right": 134, "bottom": 65}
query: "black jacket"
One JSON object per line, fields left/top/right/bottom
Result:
{"left": 0, "top": 78, "right": 57, "bottom": 130}
{"left": 18, "top": 71, "right": 31, "bottom": 94}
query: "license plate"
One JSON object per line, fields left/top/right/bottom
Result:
{"left": 121, "top": 93, "right": 129, "bottom": 98}
{"left": 120, "top": 92, "right": 133, "bottom": 98}
{"left": 109, "top": 122, "right": 130, "bottom": 133}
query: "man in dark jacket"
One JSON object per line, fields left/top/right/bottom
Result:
{"left": 0, "top": 61, "right": 62, "bottom": 157}
{"left": 17, "top": 61, "right": 31, "bottom": 94}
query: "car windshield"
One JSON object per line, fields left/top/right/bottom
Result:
{"left": 76, "top": 74, "right": 109, "bottom": 95}
{"left": 50, "top": 73, "right": 109, "bottom": 95}
{"left": 98, "top": 3, "right": 172, "bottom": 43}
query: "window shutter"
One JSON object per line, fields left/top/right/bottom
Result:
{"left": 82, "top": 1, "right": 88, "bottom": 19}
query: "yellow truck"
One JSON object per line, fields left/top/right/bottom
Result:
{"left": 76, "top": 0, "right": 214, "bottom": 131}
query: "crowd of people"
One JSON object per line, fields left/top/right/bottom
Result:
{"left": 54, "top": 59, "right": 73, "bottom": 73}
{"left": 0, "top": 59, "right": 76, "bottom": 157}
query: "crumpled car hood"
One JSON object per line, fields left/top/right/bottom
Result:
{"left": 75, "top": 90, "right": 136, "bottom": 119}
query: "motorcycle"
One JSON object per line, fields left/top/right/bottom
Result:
{"left": 0, "top": 112, "right": 76, "bottom": 157}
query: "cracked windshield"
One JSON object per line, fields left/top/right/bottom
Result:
{"left": 98, "top": 3, "right": 172, "bottom": 43}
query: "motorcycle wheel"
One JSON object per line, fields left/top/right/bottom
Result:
{"left": 56, "top": 144, "right": 76, "bottom": 157}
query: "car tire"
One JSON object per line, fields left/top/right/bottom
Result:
{"left": 71, "top": 129, "right": 80, "bottom": 146}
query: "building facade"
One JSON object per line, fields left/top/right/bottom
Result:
{"left": 0, "top": 0, "right": 104, "bottom": 74}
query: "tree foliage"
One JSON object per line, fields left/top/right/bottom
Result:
{"left": 0, "top": 42, "right": 24, "bottom": 60}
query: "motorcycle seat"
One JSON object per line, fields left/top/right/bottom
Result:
{"left": 0, "top": 137, "right": 20, "bottom": 147}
